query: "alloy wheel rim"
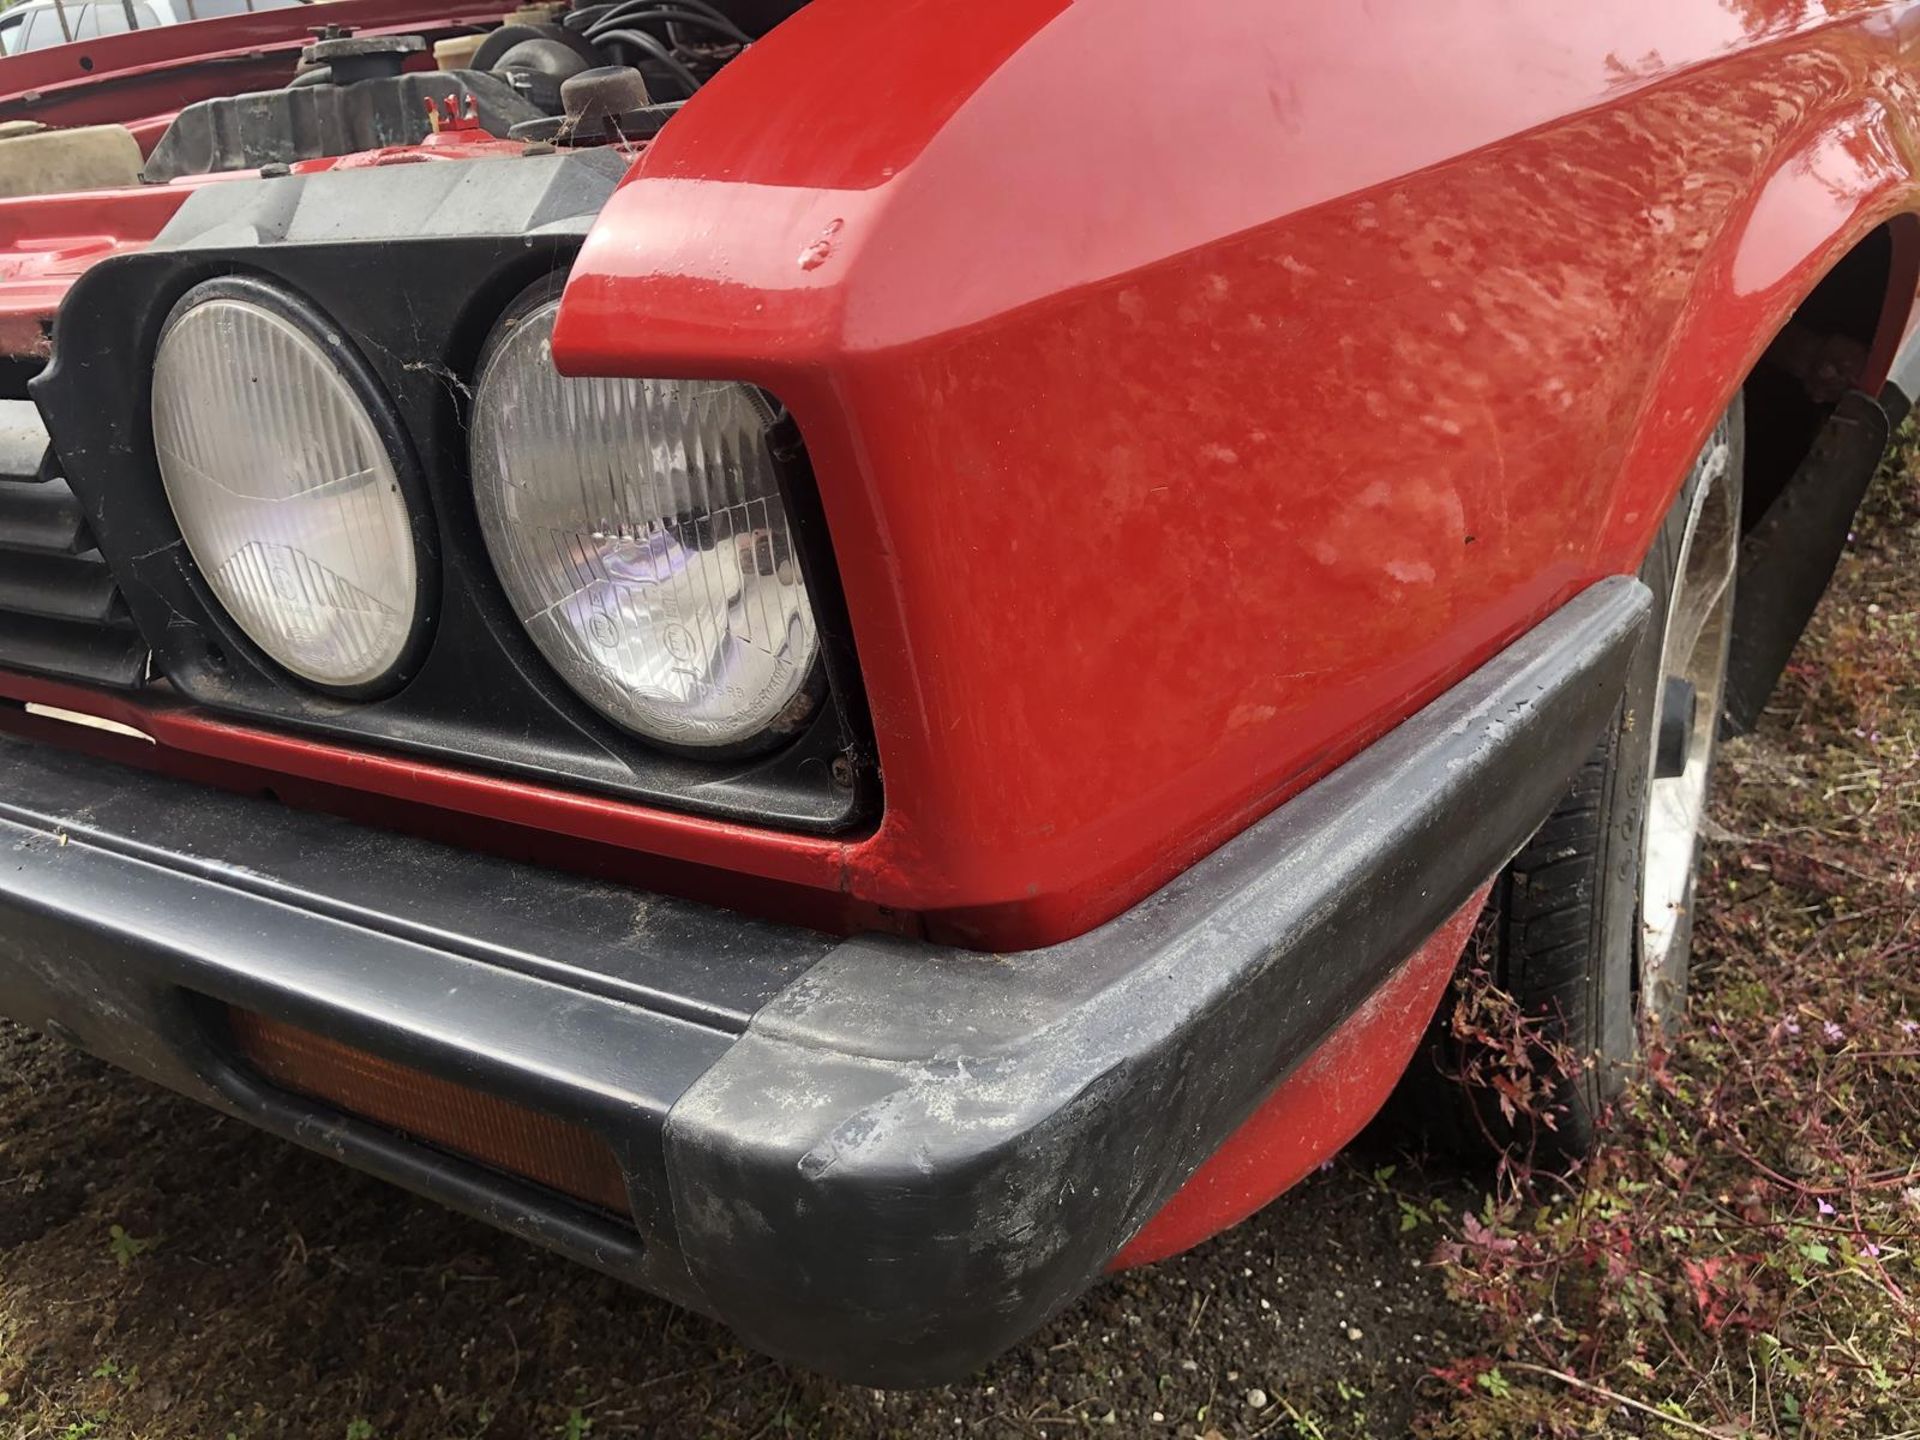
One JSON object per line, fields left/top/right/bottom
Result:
{"left": 1639, "top": 415, "right": 1739, "bottom": 1027}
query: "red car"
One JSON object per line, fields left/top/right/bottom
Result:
{"left": 0, "top": 0, "right": 1911, "bottom": 1385}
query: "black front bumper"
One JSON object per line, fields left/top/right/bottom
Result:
{"left": 0, "top": 577, "right": 1650, "bottom": 1386}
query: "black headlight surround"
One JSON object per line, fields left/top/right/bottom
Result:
{"left": 30, "top": 154, "right": 876, "bottom": 836}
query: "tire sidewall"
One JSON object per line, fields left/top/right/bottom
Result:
{"left": 1514, "top": 397, "right": 1743, "bottom": 1138}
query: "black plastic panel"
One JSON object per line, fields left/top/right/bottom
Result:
{"left": 1725, "top": 389, "right": 1889, "bottom": 733}
{"left": 31, "top": 152, "right": 873, "bottom": 833}
{"left": 0, "top": 474, "right": 84, "bottom": 553}
{"left": 665, "top": 578, "right": 1653, "bottom": 1385}
{"left": 0, "top": 729, "right": 832, "bottom": 1302}
{"left": 0, "top": 402, "right": 146, "bottom": 687}
{"left": 0, "top": 550, "right": 124, "bottom": 624}
{"left": 144, "top": 70, "right": 544, "bottom": 183}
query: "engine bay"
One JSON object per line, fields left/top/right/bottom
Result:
{"left": 6, "top": 0, "right": 810, "bottom": 190}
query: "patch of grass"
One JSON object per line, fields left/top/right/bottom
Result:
{"left": 1418, "top": 439, "right": 1920, "bottom": 1438}
{"left": 106, "top": 1223, "right": 154, "bottom": 1269}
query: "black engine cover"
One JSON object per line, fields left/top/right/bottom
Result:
{"left": 143, "top": 69, "right": 544, "bottom": 183}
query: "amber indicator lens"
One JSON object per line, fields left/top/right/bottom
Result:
{"left": 227, "top": 1009, "right": 631, "bottom": 1216}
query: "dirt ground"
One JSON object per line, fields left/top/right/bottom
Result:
{"left": 0, "top": 1015, "right": 1471, "bottom": 1438}
{"left": 3, "top": 469, "right": 1915, "bottom": 1440}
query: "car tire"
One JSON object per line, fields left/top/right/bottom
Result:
{"left": 1412, "top": 395, "right": 1744, "bottom": 1157}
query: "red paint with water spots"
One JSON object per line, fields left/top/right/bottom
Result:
{"left": 4, "top": 0, "right": 1918, "bottom": 950}
{"left": 4, "top": 0, "right": 1920, "bottom": 1257}
{"left": 1115, "top": 888, "right": 1491, "bottom": 1268}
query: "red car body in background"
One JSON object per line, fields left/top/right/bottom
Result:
{"left": 0, "top": 0, "right": 1913, "bottom": 1382}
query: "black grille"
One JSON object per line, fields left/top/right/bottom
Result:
{"left": 0, "top": 402, "right": 147, "bottom": 688}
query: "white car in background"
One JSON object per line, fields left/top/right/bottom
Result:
{"left": 0, "top": 0, "right": 306, "bottom": 55}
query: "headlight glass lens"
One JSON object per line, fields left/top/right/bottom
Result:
{"left": 471, "top": 298, "right": 820, "bottom": 749}
{"left": 151, "top": 284, "right": 420, "bottom": 691}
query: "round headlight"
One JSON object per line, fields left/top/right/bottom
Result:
{"left": 151, "top": 278, "right": 427, "bottom": 693}
{"left": 471, "top": 295, "right": 821, "bottom": 750}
